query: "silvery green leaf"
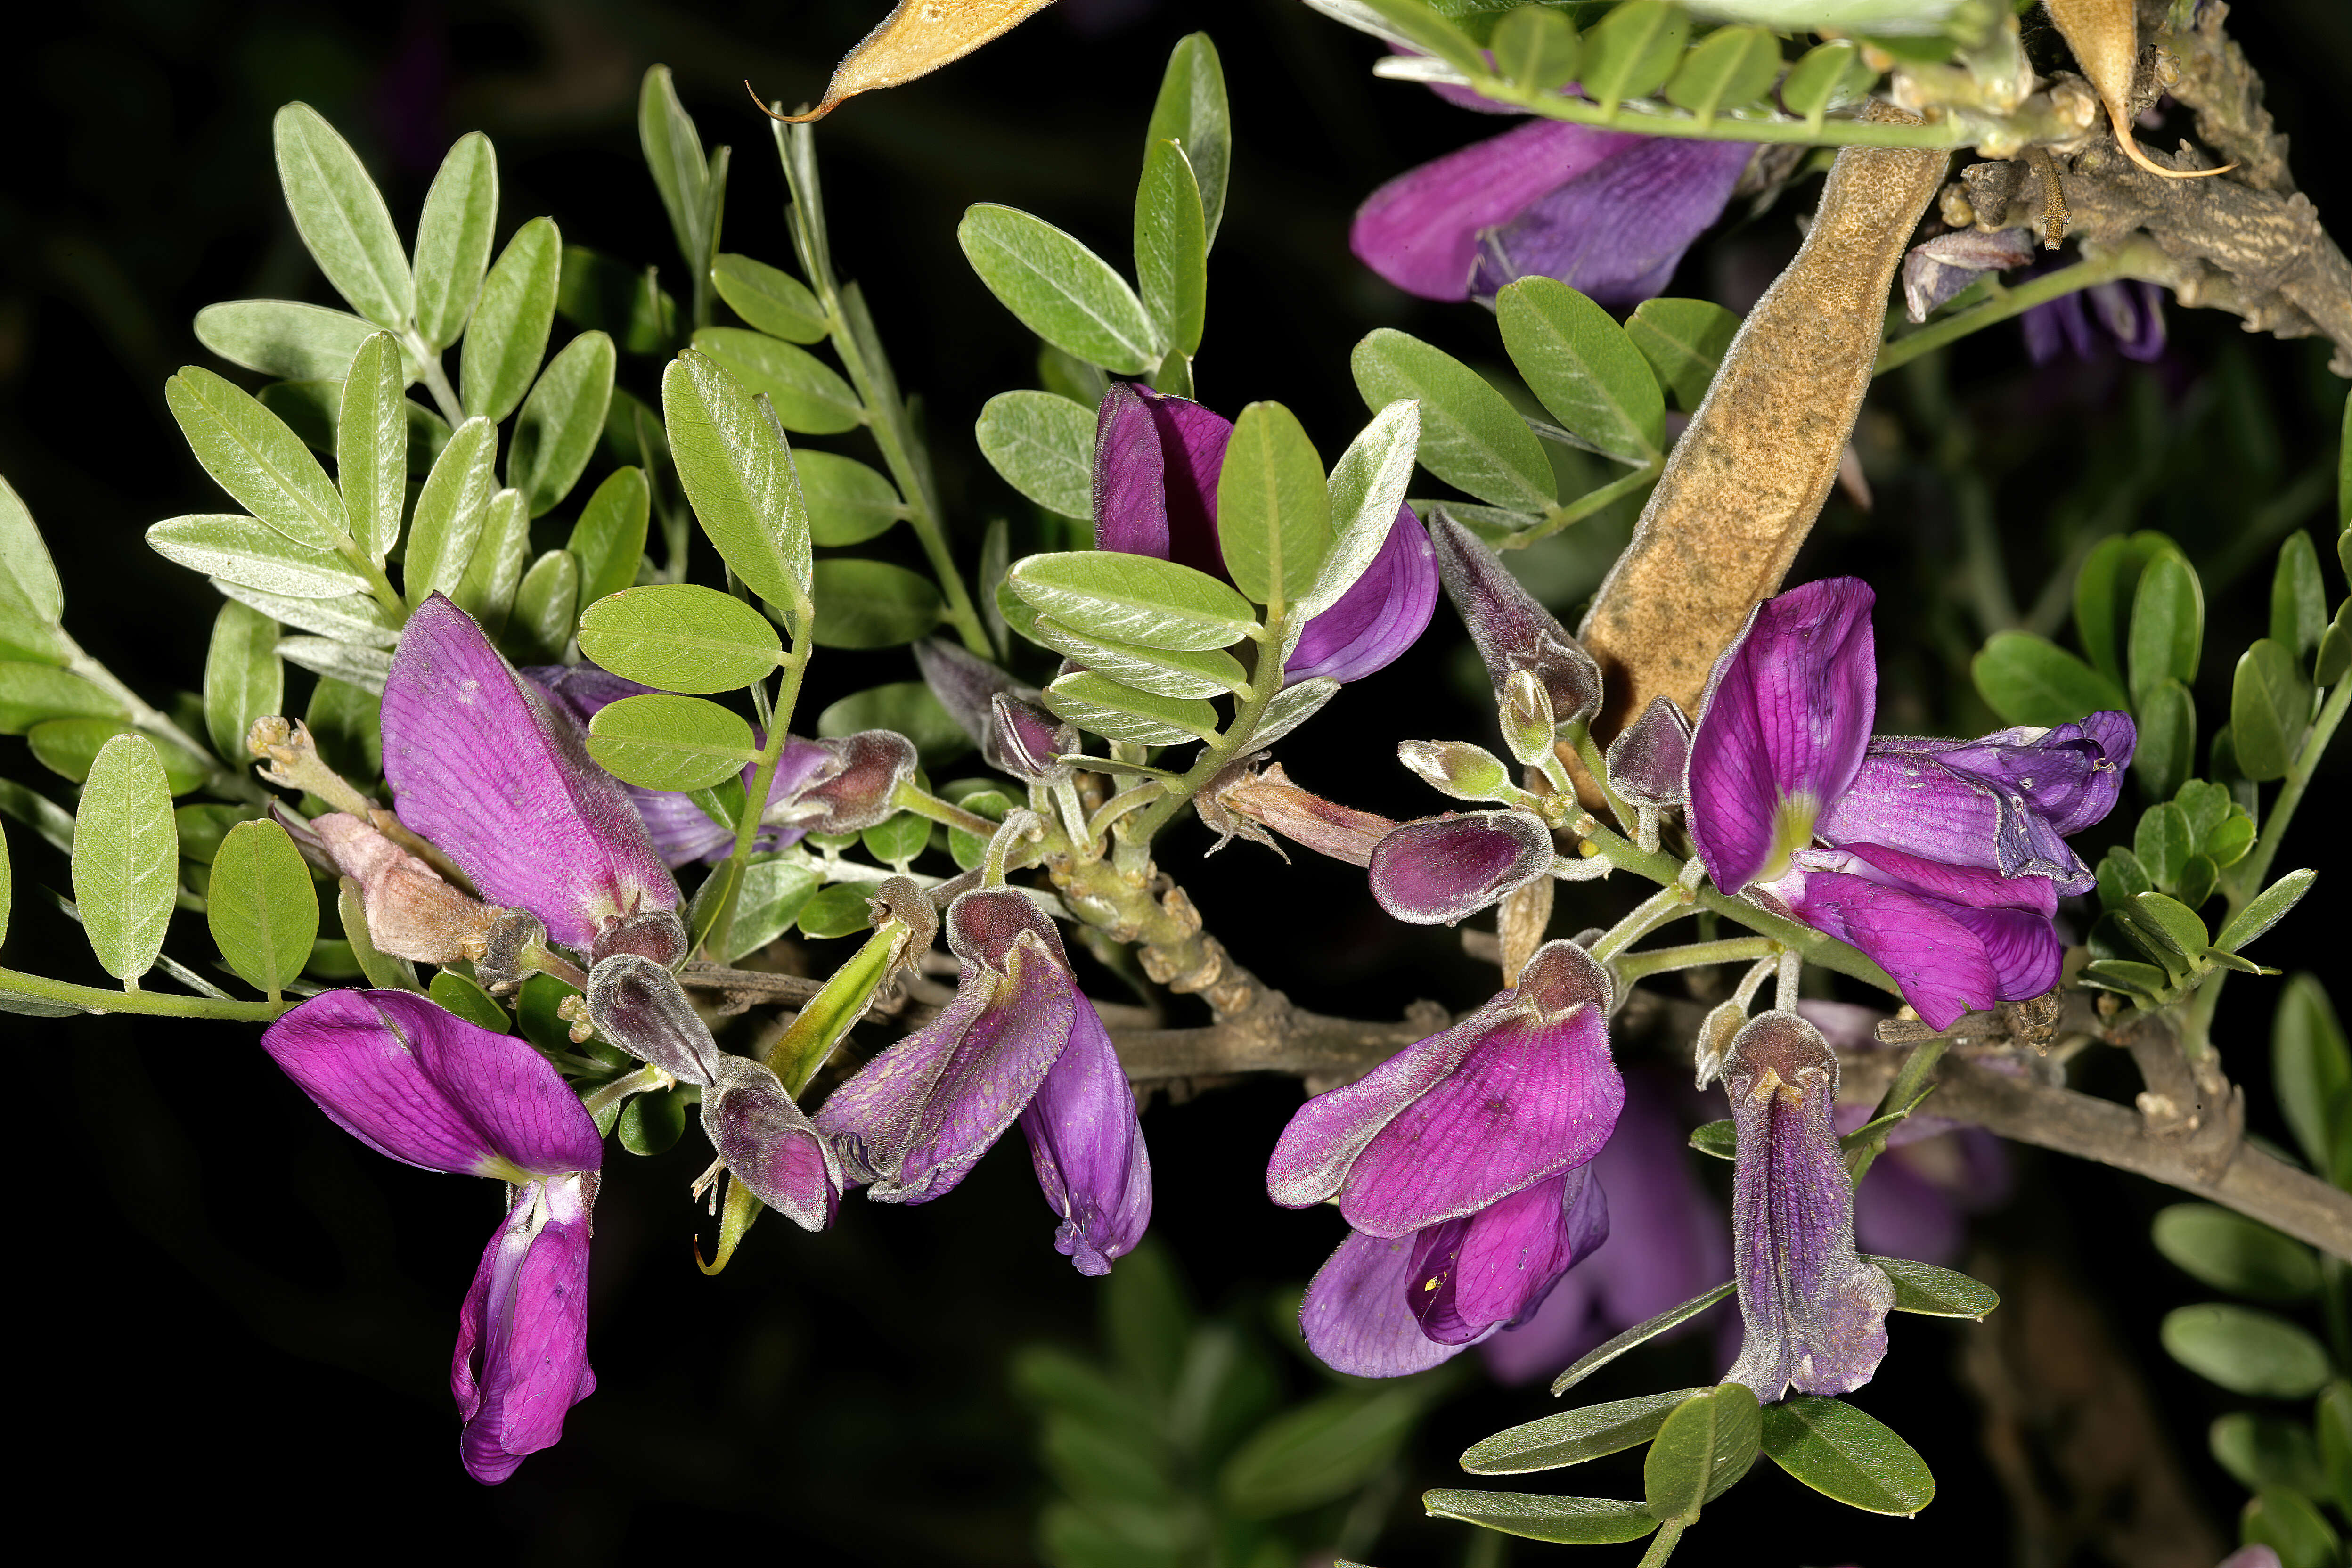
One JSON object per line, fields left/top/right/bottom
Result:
{"left": 1218, "top": 402, "right": 1330, "bottom": 609}
{"left": 1045, "top": 670, "right": 1219, "bottom": 746}
{"left": 412, "top": 131, "right": 499, "bottom": 351}
{"left": 710, "top": 253, "right": 828, "bottom": 343}
{"left": 505, "top": 548, "right": 580, "bottom": 666}
{"left": 1664, "top": 24, "right": 1780, "bottom": 123}
{"left": 1580, "top": 0, "right": 1690, "bottom": 113}
{"left": 337, "top": 331, "right": 407, "bottom": 564}
{"left": 976, "top": 391, "right": 1096, "bottom": 520}
{"left": 210, "top": 581, "right": 397, "bottom": 648}
{"left": 403, "top": 415, "right": 497, "bottom": 603}
{"left": 0, "top": 473, "right": 65, "bottom": 632}
{"left": 588, "top": 693, "right": 759, "bottom": 791}
{"left": 661, "top": 351, "right": 812, "bottom": 629}
{"left": 958, "top": 204, "right": 1158, "bottom": 376}
{"left": 207, "top": 819, "right": 318, "bottom": 998}
{"left": 1682, "top": 0, "right": 1962, "bottom": 32}
{"left": 638, "top": 65, "right": 711, "bottom": 278}
{"left": 71, "top": 731, "right": 179, "bottom": 983}
{"left": 277, "top": 637, "right": 393, "bottom": 694}
{"left": 1135, "top": 139, "right": 1207, "bottom": 358}
{"left": 166, "top": 367, "right": 350, "bottom": 551}
{"left": 510, "top": 330, "right": 616, "bottom": 516}
{"left": 1352, "top": 329, "right": 1556, "bottom": 514}
{"left": 0, "top": 663, "right": 128, "bottom": 735}
{"left": 568, "top": 467, "right": 651, "bottom": 609}
{"left": 147, "top": 515, "right": 371, "bottom": 601}
{"left": 1249, "top": 676, "right": 1339, "bottom": 749}
{"left": 1462, "top": 1389, "right": 1703, "bottom": 1476}
{"left": 202, "top": 600, "right": 282, "bottom": 762}
{"left": 451, "top": 487, "right": 531, "bottom": 636}
{"left": 690, "top": 327, "right": 862, "bottom": 435}
{"left": 195, "top": 301, "right": 419, "bottom": 384}
{"left": 1009, "top": 551, "right": 1257, "bottom": 651}
{"left": 273, "top": 103, "right": 413, "bottom": 327}
{"left": 461, "top": 216, "right": 561, "bottom": 424}
{"left": 1301, "top": 398, "right": 1419, "bottom": 620}
{"left": 30, "top": 719, "right": 209, "bottom": 793}
{"left": 1144, "top": 33, "right": 1231, "bottom": 246}
{"left": 1029, "top": 617, "right": 1248, "bottom": 699}
{"left": 810, "top": 559, "right": 944, "bottom": 649}
{"left": 797, "top": 451, "right": 903, "bottom": 547}
{"left": 2214, "top": 868, "right": 2318, "bottom": 953}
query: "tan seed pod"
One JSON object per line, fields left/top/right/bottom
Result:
{"left": 763, "top": 0, "right": 1062, "bottom": 123}
{"left": 2041, "top": 0, "right": 2232, "bottom": 179}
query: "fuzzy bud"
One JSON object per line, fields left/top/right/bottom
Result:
{"left": 585, "top": 953, "right": 724, "bottom": 1086}
{"left": 1396, "top": 740, "right": 1512, "bottom": 803}
{"left": 1499, "top": 668, "right": 1558, "bottom": 767}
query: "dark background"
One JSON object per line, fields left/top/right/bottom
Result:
{"left": 3, "top": 1, "right": 2348, "bottom": 1563}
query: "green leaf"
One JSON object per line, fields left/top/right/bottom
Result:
{"left": 1491, "top": 5, "right": 1581, "bottom": 92}
{"left": 2233, "top": 638, "right": 2312, "bottom": 781}
{"left": 1301, "top": 399, "right": 1421, "bottom": 622}
{"left": 0, "top": 819, "right": 11, "bottom": 945}
{"left": 508, "top": 330, "right": 615, "bottom": 517}
{"left": 0, "top": 474, "right": 64, "bottom": 647}
{"left": 206, "top": 819, "right": 317, "bottom": 997}
{"left": 1420, "top": 1491, "right": 1657, "bottom": 1546}
{"left": 578, "top": 584, "right": 784, "bottom": 693}
{"left": 1760, "top": 1397, "right": 1936, "bottom": 1516}
{"left": 28, "top": 719, "right": 207, "bottom": 794}
{"left": 1008, "top": 551, "right": 1258, "bottom": 651}
{"left": 1222, "top": 1387, "right": 1429, "bottom": 1519}
{"left": 2125, "top": 890, "right": 2209, "bottom": 964}
{"left": 2272, "top": 975, "right": 2350, "bottom": 1183}
{"left": 662, "top": 351, "right": 814, "bottom": 629}
{"left": 615, "top": 1083, "right": 689, "bottom": 1156}
{"left": 1249, "top": 675, "right": 1339, "bottom": 749}
{"left": 976, "top": 392, "right": 1096, "bottom": 520}
{"left": 1031, "top": 618, "right": 1248, "bottom": 699}
{"left": 211, "top": 586, "right": 392, "bottom": 654}
{"left": 2133, "top": 677, "right": 2196, "bottom": 801}
{"left": 810, "top": 559, "right": 944, "bottom": 649}
{"left": 2162, "top": 1304, "right": 2333, "bottom": 1397}
{"left": 1689, "top": 1119, "right": 1736, "bottom": 1159}
{"left": 2127, "top": 553, "right": 2204, "bottom": 705}
{"left": 201, "top": 602, "right": 281, "bottom": 763}
{"left": 1665, "top": 24, "right": 1780, "bottom": 123}
{"left": 335, "top": 332, "right": 408, "bottom": 564}
{"left": 1217, "top": 402, "right": 1330, "bottom": 609}
{"left": 2215, "top": 868, "right": 2317, "bottom": 952}
{"left": 461, "top": 216, "right": 561, "bottom": 424}
{"left": 1553, "top": 1281, "right": 1736, "bottom": 1396}
{"left": 146, "top": 514, "right": 371, "bottom": 601}
{"left": 1625, "top": 297, "right": 1740, "bottom": 411}
{"left": 2097, "top": 845, "right": 2154, "bottom": 911}
{"left": 2211, "top": 1413, "right": 2328, "bottom": 1497}
{"left": 711, "top": 253, "right": 828, "bottom": 343}
{"left": 568, "top": 467, "right": 651, "bottom": 610}
{"left": 2271, "top": 531, "right": 2329, "bottom": 660}
{"left": 957, "top": 204, "right": 1158, "bottom": 376}
{"left": 1352, "top": 329, "right": 1556, "bottom": 513}
{"left": 1645, "top": 1383, "right": 1761, "bottom": 1521}
{"left": 818, "top": 682, "right": 971, "bottom": 764}
{"left": 2135, "top": 801, "right": 2192, "bottom": 891}
{"left": 1463, "top": 1389, "right": 1703, "bottom": 1476}
{"left": 428, "top": 968, "right": 510, "bottom": 1033}
{"left": 2152, "top": 1203, "right": 2319, "bottom": 1302}
{"left": 194, "top": 301, "right": 415, "bottom": 384}
{"left": 1353, "top": 0, "right": 1488, "bottom": 74}
{"left": 451, "top": 487, "right": 531, "bottom": 635}
{"left": 722, "top": 857, "right": 823, "bottom": 962}
{"left": 2080, "top": 956, "right": 2172, "bottom": 1004}
{"left": 72, "top": 732, "right": 179, "bottom": 983}
{"left": 278, "top": 637, "right": 392, "bottom": 694}
{"left": 2071, "top": 530, "right": 2180, "bottom": 690}
{"left": 504, "top": 549, "right": 580, "bottom": 666}
{"left": 638, "top": 65, "right": 712, "bottom": 280}
{"left": 412, "top": 131, "right": 499, "bottom": 351}
{"left": 797, "top": 882, "right": 876, "bottom": 940}
{"left": 174, "top": 805, "right": 253, "bottom": 866}
{"left": 1580, "top": 0, "right": 1690, "bottom": 113}
{"left": 1135, "top": 139, "right": 1207, "bottom": 358}
{"left": 0, "top": 663, "right": 126, "bottom": 735}
{"left": 1972, "top": 630, "right": 2129, "bottom": 726}
{"left": 558, "top": 245, "right": 676, "bottom": 355}
{"left": 1145, "top": 33, "right": 1231, "bottom": 246}
{"left": 2241, "top": 1488, "right": 2344, "bottom": 1568}
{"left": 797, "top": 451, "right": 903, "bottom": 548}
{"left": 2318, "top": 1380, "right": 2352, "bottom": 1516}
{"left": 403, "top": 415, "right": 498, "bottom": 604}
{"left": 1869, "top": 1256, "right": 2000, "bottom": 1318}
{"left": 1497, "top": 278, "right": 1664, "bottom": 464}
{"left": 586, "top": 693, "right": 759, "bottom": 791}
{"left": 166, "top": 367, "right": 349, "bottom": 551}
{"left": 273, "top": 103, "right": 412, "bottom": 328}
{"left": 306, "top": 676, "right": 382, "bottom": 780}
{"left": 1045, "top": 670, "right": 1220, "bottom": 746}
{"left": 690, "top": 327, "right": 862, "bottom": 436}
{"left": 1779, "top": 39, "right": 1869, "bottom": 122}
{"left": 2317, "top": 612, "right": 2351, "bottom": 686}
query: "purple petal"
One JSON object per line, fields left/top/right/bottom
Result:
{"left": 704, "top": 1057, "right": 841, "bottom": 1232}
{"left": 1468, "top": 137, "right": 1752, "bottom": 310}
{"left": 2090, "top": 279, "right": 2168, "bottom": 361}
{"left": 1853, "top": 1150, "right": 1964, "bottom": 1266}
{"left": 792, "top": 730, "right": 918, "bottom": 833}
{"left": 989, "top": 692, "right": 1078, "bottom": 783}
{"left": 1352, "top": 121, "right": 1648, "bottom": 302}
{"left": 1284, "top": 505, "right": 1439, "bottom": 685}
{"left": 262, "top": 989, "right": 604, "bottom": 1178}
{"left": 1411, "top": 1168, "right": 1608, "bottom": 1345}
{"left": 523, "top": 663, "right": 653, "bottom": 726}
{"left": 1719, "top": 1012, "right": 1893, "bottom": 1402}
{"left": 1019, "top": 1002, "right": 1152, "bottom": 1274}
{"left": 1300, "top": 1228, "right": 1470, "bottom": 1377}
{"left": 1606, "top": 696, "right": 1694, "bottom": 808}
{"left": 1368, "top": 808, "right": 1557, "bottom": 926}
{"left": 1428, "top": 507, "right": 1602, "bottom": 724}
{"left": 384, "top": 596, "right": 677, "bottom": 950}
{"left": 1686, "top": 577, "right": 1877, "bottom": 892}
{"left": 1780, "top": 867, "right": 2000, "bottom": 1032}
{"left": 2021, "top": 290, "right": 2094, "bottom": 363}
{"left": 627, "top": 784, "right": 741, "bottom": 867}
{"left": 453, "top": 1174, "right": 596, "bottom": 1484}
{"left": 1092, "top": 384, "right": 1230, "bottom": 578}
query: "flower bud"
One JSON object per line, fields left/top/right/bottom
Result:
{"left": 1396, "top": 740, "right": 1512, "bottom": 802}
{"left": 591, "top": 908, "right": 689, "bottom": 969}
{"left": 1499, "top": 668, "right": 1557, "bottom": 768}
{"left": 1606, "top": 695, "right": 1694, "bottom": 809}
{"left": 1428, "top": 507, "right": 1602, "bottom": 727}
{"left": 1368, "top": 809, "right": 1556, "bottom": 926}
{"left": 585, "top": 953, "right": 724, "bottom": 1086}
{"left": 475, "top": 908, "right": 552, "bottom": 996}
{"left": 912, "top": 637, "right": 1024, "bottom": 748}
{"left": 789, "top": 730, "right": 918, "bottom": 834}
{"left": 988, "top": 692, "right": 1077, "bottom": 784}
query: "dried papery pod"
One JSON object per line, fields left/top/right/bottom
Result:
{"left": 760, "top": 0, "right": 1062, "bottom": 124}
{"left": 1579, "top": 107, "right": 1948, "bottom": 735}
{"left": 2042, "top": 0, "right": 2232, "bottom": 180}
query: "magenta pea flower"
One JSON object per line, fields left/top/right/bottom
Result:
{"left": 1092, "top": 383, "right": 1437, "bottom": 686}
{"left": 1684, "top": 577, "right": 2132, "bottom": 1029}
{"left": 1717, "top": 1010, "right": 1894, "bottom": 1402}
{"left": 1352, "top": 116, "right": 1753, "bottom": 307}
{"left": 815, "top": 887, "right": 1151, "bottom": 1274}
{"left": 261, "top": 988, "right": 604, "bottom": 1484}
{"left": 1269, "top": 939, "right": 1624, "bottom": 1374}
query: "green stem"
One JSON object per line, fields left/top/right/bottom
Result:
{"left": 702, "top": 644, "right": 812, "bottom": 963}
{"left": 1457, "top": 69, "right": 1976, "bottom": 149}
{"left": 1502, "top": 458, "right": 1663, "bottom": 550}
{"left": 1636, "top": 1518, "right": 1688, "bottom": 1568}
{"left": 341, "top": 543, "right": 412, "bottom": 626}
{"left": 1874, "top": 244, "right": 2150, "bottom": 375}
{"left": 1125, "top": 614, "right": 1289, "bottom": 844}
{"left": 1588, "top": 886, "right": 1697, "bottom": 964}
{"left": 1572, "top": 728, "right": 1638, "bottom": 837}
{"left": 1846, "top": 1037, "right": 1948, "bottom": 1182}
{"left": 580, "top": 1063, "right": 671, "bottom": 1120}
{"left": 0, "top": 965, "right": 287, "bottom": 1021}
{"left": 401, "top": 330, "right": 466, "bottom": 426}
{"left": 58, "top": 635, "right": 269, "bottom": 807}
{"left": 1612, "top": 936, "right": 1778, "bottom": 985}
{"left": 891, "top": 780, "right": 1004, "bottom": 840}
{"left": 768, "top": 923, "right": 900, "bottom": 1095}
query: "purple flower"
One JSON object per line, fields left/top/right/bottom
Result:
{"left": 912, "top": 637, "right": 1077, "bottom": 784}
{"left": 1092, "top": 383, "right": 1437, "bottom": 686}
{"left": 1367, "top": 808, "right": 1557, "bottom": 926}
{"left": 1351, "top": 118, "right": 1751, "bottom": 308}
{"left": 1684, "top": 578, "right": 2132, "bottom": 1029}
{"left": 384, "top": 596, "right": 678, "bottom": 955}
{"left": 262, "top": 988, "right": 604, "bottom": 1483}
{"left": 1718, "top": 1010, "right": 1893, "bottom": 1403}
{"left": 2024, "top": 277, "right": 2169, "bottom": 364}
{"left": 815, "top": 887, "right": 1150, "bottom": 1274}
{"left": 704, "top": 1055, "right": 845, "bottom": 1233}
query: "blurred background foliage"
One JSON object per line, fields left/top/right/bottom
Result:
{"left": 4, "top": 0, "right": 2349, "bottom": 1562}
